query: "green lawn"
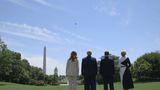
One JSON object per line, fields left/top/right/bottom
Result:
{"left": 0, "top": 82, "right": 160, "bottom": 90}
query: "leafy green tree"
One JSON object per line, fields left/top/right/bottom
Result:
{"left": 133, "top": 59, "right": 152, "bottom": 81}
{"left": 133, "top": 52, "right": 160, "bottom": 81}
{"left": 0, "top": 38, "right": 46, "bottom": 85}
{"left": 0, "top": 50, "right": 13, "bottom": 81}
{"left": 46, "top": 75, "right": 54, "bottom": 85}
{"left": 113, "top": 56, "right": 120, "bottom": 82}
{"left": 0, "top": 37, "right": 7, "bottom": 51}
{"left": 53, "top": 67, "right": 59, "bottom": 85}
{"left": 30, "top": 66, "right": 44, "bottom": 81}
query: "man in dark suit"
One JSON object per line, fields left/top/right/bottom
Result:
{"left": 82, "top": 50, "right": 97, "bottom": 90}
{"left": 100, "top": 51, "right": 115, "bottom": 90}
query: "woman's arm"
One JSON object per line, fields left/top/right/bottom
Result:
{"left": 77, "top": 60, "right": 79, "bottom": 76}
{"left": 127, "top": 58, "right": 131, "bottom": 68}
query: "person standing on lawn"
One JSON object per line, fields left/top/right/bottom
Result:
{"left": 119, "top": 50, "right": 134, "bottom": 90}
{"left": 81, "top": 50, "right": 97, "bottom": 90}
{"left": 66, "top": 51, "right": 79, "bottom": 90}
{"left": 100, "top": 51, "right": 115, "bottom": 90}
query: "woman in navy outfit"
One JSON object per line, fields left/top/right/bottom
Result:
{"left": 119, "top": 50, "right": 134, "bottom": 90}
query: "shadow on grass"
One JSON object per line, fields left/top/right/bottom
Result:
{"left": 0, "top": 84, "right": 6, "bottom": 86}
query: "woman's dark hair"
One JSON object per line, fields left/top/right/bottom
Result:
{"left": 105, "top": 51, "right": 109, "bottom": 55}
{"left": 69, "top": 51, "right": 77, "bottom": 62}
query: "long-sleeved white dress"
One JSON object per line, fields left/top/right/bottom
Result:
{"left": 66, "top": 59, "right": 79, "bottom": 90}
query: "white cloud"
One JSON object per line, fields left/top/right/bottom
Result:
{"left": 34, "top": 0, "right": 51, "bottom": 7}
{"left": 0, "top": 21, "right": 97, "bottom": 51}
{"left": 0, "top": 21, "right": 97, "bottom": 50}
{"left": 25, "top": 56, "right": 66, "bottom": 75}
{"left": 93, "top": 0, "right": 120, "bottom": 16}
{"left": 124, "top": 9, "right": 132, "bottom": 26}
{"left": 7, "top": 0, "right": 69, "bottom": 12}
{"left": 0, "top": 22, "right": 63, "bottom": 44}
{"left": 0, "top": 21, "right": 92, "bottom": 47}
{"left": 33, "top": 0, "right": 62, "bottom": 9}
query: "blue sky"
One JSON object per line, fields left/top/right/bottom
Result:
{"left": 0, "top": 0, "right": 160, "bottom": 75}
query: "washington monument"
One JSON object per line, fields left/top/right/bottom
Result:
{"left": 43, "top": 46, "right": 46, "bottom": 74}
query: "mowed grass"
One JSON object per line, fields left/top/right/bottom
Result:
{"left": 0, "top": 82, "right": 160, "bottom": 90}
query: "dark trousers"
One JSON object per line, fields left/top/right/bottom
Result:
{"left": 84, "top": 75, "right": 96, "bottom": 90}
{"left": 103, "top": 76, "right": 114, "bottom": 90}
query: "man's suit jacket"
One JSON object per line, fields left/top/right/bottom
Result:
{"left": 100, "top": 56, "right": 114, "bottom": 78}
{"left": 81, "top": 56, "right": 97, "bottom": 76}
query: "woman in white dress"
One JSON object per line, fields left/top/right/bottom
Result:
{"left": 66, "top": 51, "right": 79, "bottom": 90}
{"left": 119, "top": 50, "right": 134, "bottom": 90}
